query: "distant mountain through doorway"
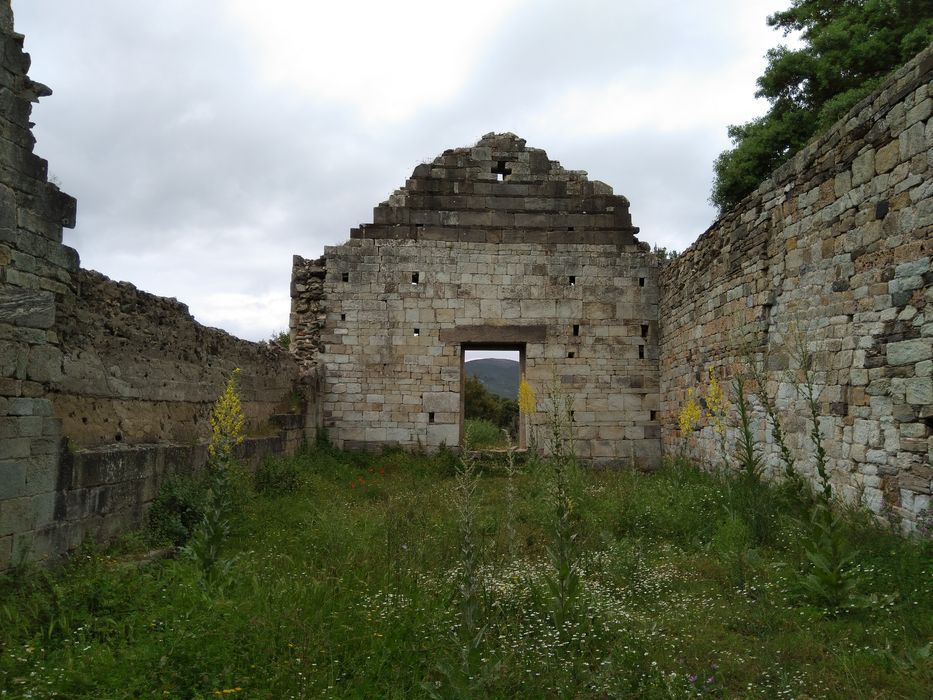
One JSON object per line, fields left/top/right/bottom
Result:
{"left": 464, "top": 358, "right": 520, "bottom": 399}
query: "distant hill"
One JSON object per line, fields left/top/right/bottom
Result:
{"left": 465, "top": 358, "right": 520, "bottom": 399}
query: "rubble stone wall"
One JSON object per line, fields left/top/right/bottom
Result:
{"left": 659, "top": 46, "right": 933, "bottom": 530}
{"left": 0, "top": 3, "right": 311, "bottom": 570}
{"left": 292, "top": 133, "right": 661, "bottom": 465}
{"left": 51, "top": 268, "right": 303, "bottom": 450}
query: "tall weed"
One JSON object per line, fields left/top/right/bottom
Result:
{"left": 542, "top": 377, "right": 581, "bottom": 630}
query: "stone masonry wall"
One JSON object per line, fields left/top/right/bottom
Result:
{"left": 52, "top": 268, "right": 303, "bottom": 450}
{"left": 293, "top": 133, "right": 661, "bottom": 465}
{"left": 659, "top": 46, "right": 933, "bottom": 530}
{"left": 0, "top": 3, "right": 313, "bottom": 570}
{"left": 0, "top": 1, "right": 79, "bottom": 570}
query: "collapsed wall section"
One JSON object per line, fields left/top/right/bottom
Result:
{"left": 293, "top": 133, "right": 661, "bottom": 465}
{"left": 39, "top": 268, "right": 313, "bottom": 554}
{"left": 52, "top": 268, "right": 302, "bottom": 450}
{"left": 660, "top": 47, "right": 933, "bottom": 530}
{"left": 0, "top": 4, "right": 312, "bottom": 569}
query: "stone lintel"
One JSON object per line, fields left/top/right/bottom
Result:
{"left": 440, "top": 324, "right": 546, "bottom": 344}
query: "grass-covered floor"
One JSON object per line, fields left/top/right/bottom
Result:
{"left": 1, "top": 446, "right": 930, "bottom": 698}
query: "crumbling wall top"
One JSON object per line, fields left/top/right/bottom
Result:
{"left": 357, "top": 132, "right": 640, "bottom": 246}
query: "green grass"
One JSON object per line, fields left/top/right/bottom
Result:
{"left": 1, "top": 447, "right": 930, "bottom": 698}
{"left": 464, "top": 418, "right": 508, "bottom": 449}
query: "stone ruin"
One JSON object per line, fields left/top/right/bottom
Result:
{"left": 291, "top": 132, "right": 661, "bottom": 464}
{"left": 1, "top": 0, "right": 931, "bottom": 570}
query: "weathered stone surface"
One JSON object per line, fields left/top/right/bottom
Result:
{"left": 293, "top": 133, "right": 658, "bottom": 462}
{"left": 888, "top": 339, "right": 932, "bottom": 366}
{"left": 905, "top": 377, "right": 933, "bottom": 405}
{"left": 660, "top": 43, "right": 933, "bottom": 531}
{"left": 0, "top": 5, "right": 316, "bottom": 571}
{"left": 0, "top": 283, "right": 55, "bottom": 328}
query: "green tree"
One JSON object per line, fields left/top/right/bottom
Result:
{"left": 711, "top": 0, "right": 933, "bottom": 213}
{"left": 463, "top": 376, "right": 518, "bottom": 434}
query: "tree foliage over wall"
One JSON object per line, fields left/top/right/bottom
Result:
{"left": 711, "top": 0, "right": 933, "bottom": 213}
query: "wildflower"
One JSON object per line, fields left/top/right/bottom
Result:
{"left": 689, "top": 674, "right": 698, "bottom": 684}
{"left": 208, "top": 368, "right": 245, "bottom": 463}
{"left": 518, "top": 375, "right": 536, "bottom": 415}
{"left": 705, "top": 366, "right": 728, "bottom": 435}
{"left": 679, "top": 388, "right": 701, "bottom": 435}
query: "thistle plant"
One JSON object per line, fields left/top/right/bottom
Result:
{"left": 181, "top": 495, "right": 238, "bottom": 593}
{"left": 731, "top": 375, "right": 773, "bottom": 544}
{"left": 433, "top": 446, "right": 492, "bottom": 697}
{"left": 704, "top": 366, "right": 730, "bottom": 469}
{"left": 455, "top": 451, "right": 483, "bottom": 659}
{"left": 744, "top": 350, "right": 804, "bottom": 494}
{"left": 542, "top": 377, "right": 580, "bottom": 631}
{"left": 502, "top": 430, "right": 519, "bottom": 557}
{"left": 795, "top": 502, "right": 868, "bottom": 616}
{"left": 785, "top": 326, "right": 872, "bottom": 615}
{"left": 733, "top": 376, "right": 762, "bottom": 483}
{"left": 792, "top": 333, "right": 831, "bottom": 502}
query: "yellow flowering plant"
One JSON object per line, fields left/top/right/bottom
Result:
{"left": 518, "top": 375, "right": 536, "bottom": 415}
{"left": 209, "top": 368, "right": 245, "bottom": 465}
{"left": 518, "top": 375, "right": 537, "bottom": 452}
{"left": 704, "top": 366, "right": 730, "bottom": 468}
{"left": 704, "top": 366, "right": 728, "bottom": 435}
{"left": 678, "top": 387, "right": 701, "bottom": 436}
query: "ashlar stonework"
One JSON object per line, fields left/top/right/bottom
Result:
{"left": 3, "top": 0, "right": 932, "bottom": 572}
{"left": 291, "top": 133, "right": 662, "bottom": 465}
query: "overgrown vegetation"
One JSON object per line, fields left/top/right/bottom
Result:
{"left": 711, "top": 0, "right": 933, "bottom": 212}
{"left": 463, "top": 418, "right": 505, "bottom": 449}
{"left": 463, "top": 377, "right": 518, "bottom": 443}
{"left": 1, "top": 446, "right": 929, "bottom": 697}
{"left": 268, "top": 329, "right": 290, "bottom": 350}
{"left": 3, "top": 362, "right": 931, "bottom": 697}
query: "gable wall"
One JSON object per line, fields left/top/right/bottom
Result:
{"left": 292, "top": 134, "right": 661, "bottom": 464}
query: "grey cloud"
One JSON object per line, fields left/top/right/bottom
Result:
{"left": 14, "top": 0, "right": 779, "bottom": 340}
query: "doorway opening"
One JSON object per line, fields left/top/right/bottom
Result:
{"left": 461, "top": 344, "right": 525, "bottom": 450}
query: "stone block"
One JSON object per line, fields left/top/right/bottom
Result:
{"left": 894, "top": 258, "right": 929, "bottom": 278}
{"left": 905, "top": 97, "right": 932, "bottom": 127}
{"left": 25, "top": 344, "right": 62, "bottom": 383}
{"left": 0, "top": 437, "right": 29, "bottom": 460}
{"left": 874, "top": 140, "right": 900, "bottom": 174}
{"left": 0, "top": 286, "right": 55, "bottom": 328}
{"left": 423, "top": 391, "right": 459, "bottom": 413}
{"left": 0, "top": 415, "right": 41, "bottom": 438}
{"left": 887, "top": 339, "right": 931, "bottom": 365}
{"left": 0, "top": 459, "right": 27, "bottom": 499}
{"left": 0, "top": 496, "right": 33, "bottom": 537}
{"left": 851, "top": 148, "right": 875, "bottom": 186}
{"left": 906, "top": 377, "right": 933, "bottom": 405}
{"left": 426, "top": 424, "right": 458, "bottom": 447}
{"left": 899, "top": 121, "right": 926, "bottom": 160}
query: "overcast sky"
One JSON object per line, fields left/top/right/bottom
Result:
{"left": 15, "top": 0, "right": 795, "bottom": 341}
